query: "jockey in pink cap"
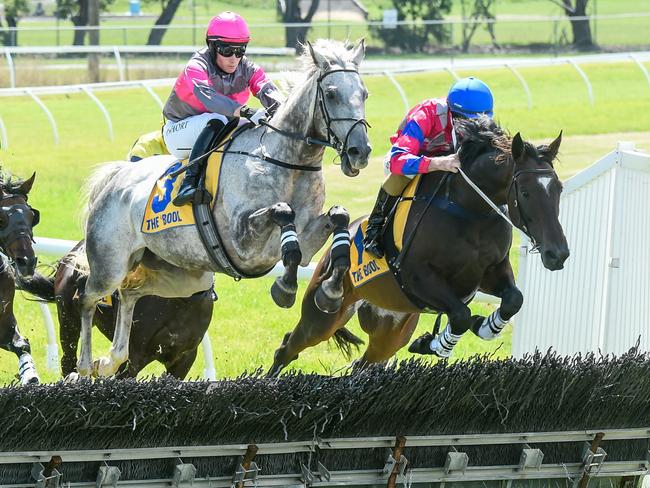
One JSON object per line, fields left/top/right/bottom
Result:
{"left": 163, "top": 11, "right": 284, "bottom": 206}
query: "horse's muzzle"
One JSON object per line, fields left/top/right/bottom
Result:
{"left": 540, "top": 246, "right": 570, "bottom": 271}
{"left": 14, "top": 255, "right": 38, "bottom": 278}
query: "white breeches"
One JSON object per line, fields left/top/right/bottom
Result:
{"left": 162, "top": 113, "right": 230, "bottom": 159}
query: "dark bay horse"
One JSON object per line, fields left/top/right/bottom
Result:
{"left": 17, "top": 241, "right": 215, "bottom": 379}
{"left": 0, "top": 171, "right": 41, "bottom": 384}
{"left": 270, "top": 117, "right": 569, "bottom": 374}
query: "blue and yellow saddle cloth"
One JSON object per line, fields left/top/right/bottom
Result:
{"left": 141, "top": 152, "right": 223, "bottom": 234}
{"left": 348, "top": 175, "right": 420, "bottom": 288}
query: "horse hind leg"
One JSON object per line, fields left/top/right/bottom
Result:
{"left": 314, "top": 207, "right": 351, "bottom": 314}
{"left": 268, "top": 284, "right": 360, "bottom": 377}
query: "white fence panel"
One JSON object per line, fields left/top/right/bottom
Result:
{"left": 514, "top": 143, "right": 650, "bottom": 357}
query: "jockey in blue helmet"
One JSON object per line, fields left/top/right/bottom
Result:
{"left": 363, "top": 77, "right": 494, "bottom": 258}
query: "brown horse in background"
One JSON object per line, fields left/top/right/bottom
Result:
{"left": 270, "top": 117, "right": 569, "bottom": 374}
{"left": 18, "top": 241, "right": 215, "bottom": 379}
{"left": 0, "top": 171, "right": 41, "bottom": 384}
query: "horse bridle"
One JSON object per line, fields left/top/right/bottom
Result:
{"left": 0, "top": 193, "right": 40, "bottom": 253}
{"left": 457, "top": 165, "right": 558, "bottom": 251}
{"left": 506, "top": 167, "right": 558, "bottom": 250}
{"left": 260, "top": 67, "right": 370, "bottom": 161}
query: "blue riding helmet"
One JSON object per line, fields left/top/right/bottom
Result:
{"left": 447, "top": 77, "right": 494, "bottom": 119}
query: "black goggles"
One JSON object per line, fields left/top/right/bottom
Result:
{"left": 216, "top": 45, "right": 247, "bottom": 58}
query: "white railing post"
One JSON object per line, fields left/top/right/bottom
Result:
{"left": 25, "top": 88, "right": 59, "bottom": 145}
{"left": 81, "top": 86, "right": 114, "bottom": 141}
{"left": 567, "top": 59, "right": 594, "bottom": 106}
{"left": 201, "top": 332, "right": 217, "bottom": 380}
{"left": 141, "top": 82, "right": 164, "bottom": 110}
{"left": 444, "top": 66, "right": 460, "bottom": 81}
{"left": 38, "top": 302, "right": 60, "bottom": 372}
{"left": 3, "top": 48, "right": 16, "bottom": 89}
{"left": 505, "top": 63, "right": 533, "bottom": 110}
{"left": 629, "top": 54, "right": 650, "bottom": 93}
{"left": 113, "top": 46, "right": 126, "bottom": 82}
{"left": 0, "top": 115, "right": 8, "bottom": 150}
{"left": 382, "top": 70, "right": 409, "bottom": 114}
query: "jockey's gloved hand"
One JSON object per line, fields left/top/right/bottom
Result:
{"left": 239, "top": 105, "right": 267, "bottom": 126}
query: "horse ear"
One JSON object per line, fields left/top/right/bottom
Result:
{"left": 512, "top": 133, "right": 525, "bottom": 163}
{"left": 351, "top": 38, "right": 365, "bottom": 67}
{"left": 546, "top": 130, "right": 563, "bottom": 162}
{"left": 307, "top": 42, "right": 329, "bottom": 69}
{"left": 18, "top": 172, "right": 36, "bottom": 195}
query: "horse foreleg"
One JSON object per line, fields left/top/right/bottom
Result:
{"left": 304, "top": 207, "right": 351, "bottom": 314}
{"left": 407, "top": 272, "right": 474, "bottom": 359}
{"left": 0, "top": 274, "right": 39, "bottom": 384}
{"left": 248, "top": 202, "right": 302, "bottom": 308}
{"left": 472, "top": 258, "right": 522, "bottom": 340}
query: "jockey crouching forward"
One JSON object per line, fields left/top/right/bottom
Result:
{"left": 162, "top": 11, "right": 284, "bottom": 207}
{"left": 363, "top": 77, "right": 495, "bottom": 258}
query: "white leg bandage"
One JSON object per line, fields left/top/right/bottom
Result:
{"left": 429, "top": 325, "right": 463, "bottom": 358}
{"left": 477, "top": 309, "right": 508, "bottom": 340}
{"left": 18, "top": 353, "right": 39, "bottom": 385}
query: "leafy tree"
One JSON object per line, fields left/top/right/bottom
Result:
{"left": 459, "top": 0, "right": 499, "bottom": 53}
{"left": 549, "top": 0, "right": 593, "bottom": 49}
{"left": 370, "top": 0, "right": 453, "bottom": 53}
{"left": 55, "top": 0, "right": 115, "bottom": 46}
{"left": 277, "top": 0, "right": 320, "bottom": 50}
{"left": 0, "top": 0, "right": 29, "bottom": 46}
{"left": 142, "top": 0, "right": 182, "bottom": 46}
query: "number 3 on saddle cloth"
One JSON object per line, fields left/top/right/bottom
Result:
{"left": 139, "top": 122, "right": 239, "bottom": 235}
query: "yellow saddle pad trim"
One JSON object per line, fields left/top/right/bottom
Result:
{"left": 127, "top": 130, "right": 169, "bottom": 161}
{"left": 141, "top": 150, "right": 224, "bottom": 234}
{"left": 348, "top": 176, "right": 420, "bottom": 289}
{"left": 393, "top": 175, "right": 420, "bottom": 252}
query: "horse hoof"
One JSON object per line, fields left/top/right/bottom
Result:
{"left": 64, "top": 372, "right": 80, "bottom": 383}
{"left": 93, "top": 356, "right": 115, "bottom": 377}
{"left": 314, "top": 286, "right": 343, "bottom": 314}
{"left": 408, "top": 333, "right": 436, "bottom": 355}
{"left": 271, "top": 279, "right": 296, "bottom": 308}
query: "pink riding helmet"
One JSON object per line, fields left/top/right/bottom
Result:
{"left": 206, "top": 11, "right": 250, "bottom": 44}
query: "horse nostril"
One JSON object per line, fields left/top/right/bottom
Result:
{"left": 347, "top": 147, "right": 360, "bottom": 158}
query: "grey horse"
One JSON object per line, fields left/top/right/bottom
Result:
{"left": 78, "top": 39, "right": 371, "bottom": 377}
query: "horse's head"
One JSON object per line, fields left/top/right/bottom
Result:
{"left": 307, "top": 39, "right": 372, "bottom": 177}
{"left": 507, "top": 131, "right": 569, "bottom": 270}
{"left": 0, "top": 172, "right": 40, "bottom": 277}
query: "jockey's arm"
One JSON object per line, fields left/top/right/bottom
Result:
{"left": 248, "top": 63, "right": 284, "bottom": 115}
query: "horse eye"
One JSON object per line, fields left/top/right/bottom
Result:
{"left": 362, "top": 90, "right": 369, "bottom": 100}
{"left": 521, "top": 190, "right": 530, "bottom": 198}
{"left": 326, "top": 88, "right": 336, "bottom": 100}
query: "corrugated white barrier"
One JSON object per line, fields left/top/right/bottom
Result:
{"left": 514, "top": 142, "right": 650, "bottom": 356}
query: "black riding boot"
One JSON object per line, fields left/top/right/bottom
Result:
{"left": 363, "top": 188, "right": 397, "bottom": 258}
{"left": 173, "top": 123, "right": 219, "bottom": 206}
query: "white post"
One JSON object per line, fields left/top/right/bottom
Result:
{"left": 25, "top": 88, "right": 59, "bottom": 145}
{"left": 0, "top": 115, "right": 8, "bottom": 150}
{"left": 629, "top": 54, "right": 650, "bottom": 93}
{"left": 113, "top": 46, "right": 126, "bottom": 82}
{"left": 201, "top": 332, "right": 216, "bottom": 380}
{"left": 382, "top": 70, "right": 409, "bottom": 114}
{"left": 141, "top": 82, "right": 164, "bottom": 110}
{"left": 81, "top": 86, "right": 114, "bottom": 141}
{"left": 3, "top": 48, "right": 15, "bottom": 89}
{"left": 38, "top": 302, "right": 60, "bottom": 372}
{"left": 567, "top": 59, "right": 594, "bottom": 106}
{"left": 505, "top": 63, "right": 533, "bottom": 110}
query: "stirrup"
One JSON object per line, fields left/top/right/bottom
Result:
{"left": 173, "top": 188, "right": 196, "bottom": 206}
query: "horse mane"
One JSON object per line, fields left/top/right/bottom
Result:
{"left": 456, "top": 116, "right": 539, "bottom": 167}
{"left": 282, "top": 39, "right": 359, "bottom": 91}
{"left": 0, "top": 168, "right": 27, "bottom": 194}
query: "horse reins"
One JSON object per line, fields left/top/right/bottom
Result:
{"left": 458, "top": 165, "right": 557, "bottom": 250}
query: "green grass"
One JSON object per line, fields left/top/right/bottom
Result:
{"left": 2, "top": 60, "right": 650, "bottom": 385}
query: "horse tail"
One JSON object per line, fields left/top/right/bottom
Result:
{"left": 332, "top": 327, "right": 365, "bottom": 360}
{"left": 15, "top": 271, "right": 55, "bottom": 302}
{"left": 81, "top": 161, "right": 128, "bottom": 230}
